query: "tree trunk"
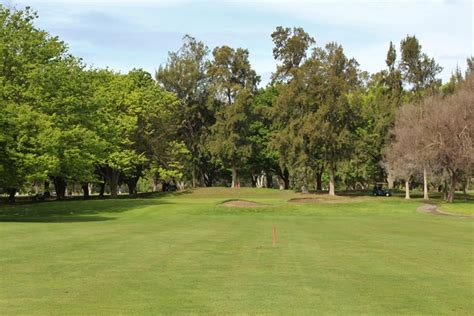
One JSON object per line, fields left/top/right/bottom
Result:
{"left": 127, "top": 177, "right": 139, "bottom": 196}
{"left": 256, "top": 172, "right": 266, "bottom": 188}
{"left": 405, "top": 180, "right": 410, "bottom": 199}
{"left": 81, "top": 183, "right": 90, "bottom": 200}
{"left": 99, "top": 181, "right": 106, "bottom": 199}
{"left": 192, "top": 166, "right": 197, "bottom": 188}
{"left": 7, "top": 188, "right": 16, "bottom": 204}
{"left": 101, "top": 166, "right": 120, "bottom": 199}
{"left": 43, "top": 181, "right": 51, "bottom": 198}
{"left": 447, "top": 172, "right": 456, "bottom": 203}
{"left": 301, "top": 168, "right": 309, "bottom": 193}
{"left": 443, "top": 180, "right": 448, "bottom": 201}
{"left": 463, "top": 177, "right": 469, "bottom": 200}
{"left": 301, "top": 184, "right": 309, "bottom": 194}
{"left": 53, "top": 177, "right": 66, "bottom": 200}
{"left": 266, "top": 173, "right": 273, "bottom": 188}
{"left": 283, "top": 168, "right": 289, "bottom": 190}
{"left": 152, "top": 177, "right": 159, "bottom": 192}
{"left": 203, "top": 172, "right": 213, "bottom": 187}
{"left": 328, "top": 167, "right": 335, "bottom": 196}
{"left": 109, "top": 171, "right": 119, "bottom": 199}
{"left": 250, "top": 173, "right": 257, "bottom": 187}
{"left": 315, "top": 169, "right": 323, "bottom": 191}
{"left": 423, "top": 167, "right": 429, "bottom": 200}
{"left": 231, "top": 161, "right": 237, "bottom": 188}
{"left": 387, "top": 172, "right": 394, "bottom": 190}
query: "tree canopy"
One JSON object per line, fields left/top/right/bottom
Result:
{"left": 1, "top": 5, "right": 472, "bottom": 202}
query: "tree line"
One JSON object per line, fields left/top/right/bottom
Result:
{"left": 0, "top": 6, "right": 472, "bottom": 202}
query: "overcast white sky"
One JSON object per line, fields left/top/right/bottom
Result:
{"left": 4, "top": 0, "right": 473, "bottom": 85}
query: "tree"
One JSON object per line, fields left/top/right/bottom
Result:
{"left": 271, "top": 26, "right": 315, "bottom": 81}
{"left": 305, "top": 43, "right": 361, "bottom": 195}
{"left": 156, "top": 36, "right": 215, "bottom": 187}
{"left": 207, "top": 46, "right": 260, "bottom": 187}
{"left": 92, "top": 69, "right": 178, "bottom": 198}
{"left": 270, "top": 26, "right": 315, "bottom": 191}
{"left": 0, "top": 5, "right": 69, "bottom": 201}
{"left": 0, "top": 103, "right": 55, "bottom": 202}
{"left": 422, "top": 77, "right": 473, "bottom": 202}
{"left": 400, "top": 35, "right": 442, "bottom": 99}
{"left": 271, "top": 27, "right": 362, "bottom": 195}
{"left": 31, "top": 58, "right": 105, "bottom": 199}
{"left": 247, "top": 86, "right": 286, "bottom": 189}
{"left": 352, "top": 42, "right": 403, "bottom": 190}
{"left": 399, "top": 35, "right": 442, "bottom": 200}
{"left": 91, "top": 70, "right": 142, "bottom": 198}
{"left": 466, "top": 56, "right": 474, "bottom": 78}
{"left": 156, "top": 141, "right": 191, "bottom": 190}
{"left": 123, "top": 68, "right": 179, "bottom": 196}
{"left": 386, "top": 75, "right": 473, "bottom": 202}
{"left": 384, "top": 103, "right": 424, "bottom": 199}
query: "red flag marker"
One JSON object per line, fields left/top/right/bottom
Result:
{"left": 273, "top": 224, "right": 276, "bottom": 247}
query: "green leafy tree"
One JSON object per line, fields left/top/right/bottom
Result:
{"left": 93, "top": 69, "right": 178, "bottom": 198}
{"left": 156, "top": 36, "right": 216, "bottom": 187}
{"left": 157, "top": 141, "right": 191, "bottom": 189}
{"left": 247, "top": 86, "right": 287, "bottom": 188}
{"left": 0, "top": 5, "right": 69, "bottom": 201}
{"left": 92, "top": 70, "right": 144, "bottom": 198}
{"left": 31, "top": 58, "right": 105, "bottom": 199}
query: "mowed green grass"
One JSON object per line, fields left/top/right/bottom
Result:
{"left": 0, "top": 188, "right": 473, "bottom": 315}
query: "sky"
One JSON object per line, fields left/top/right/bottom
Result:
{"left": 3, "top": 0, "right": 473, "bottom": 85}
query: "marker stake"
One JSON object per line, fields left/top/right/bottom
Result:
{"left": 273, "top": 224, "right": 276, "bottom": 247}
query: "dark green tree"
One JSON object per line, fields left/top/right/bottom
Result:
{"left": 207, "top": 46, "right": 260, "bottom": 187}
{"left": 400, "top": 35, "right": 442, "bottom": 99}
{"left": 303, "top": 43, "right": 361, "bottom": 195}
{"left": 270, "top": 26, "right": 315, "bottom": 191}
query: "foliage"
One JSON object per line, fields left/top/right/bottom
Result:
{"left": 207, "top": 45, "right": 260, "bottom": 187}
{"left": 0, "top": 6, "right": 471, "bottom": 200}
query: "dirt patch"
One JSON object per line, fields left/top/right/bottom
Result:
{"left": 221, "top": 200, "right": 266, "bottom": 207}
{"left": 417, "top": 204, "right": 474, "bottom": 218}
{"left": 288, "top": 197, "right": 352, "bottom": 204}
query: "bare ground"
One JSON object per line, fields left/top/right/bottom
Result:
{"left": 288, "top": 197, "right": 354, "bottom": 204}
{"left": 417, "top": 204, "right": 474, "bottom": 218}
{"left": 221, "top": 200, "right": 267, "bottom": 207}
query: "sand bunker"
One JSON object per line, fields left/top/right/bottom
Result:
{"left": 221, "top": 200, "right": 266, "bottom": 207}
{"left": 417, "top": 204, "right": 473, "bottom": 218}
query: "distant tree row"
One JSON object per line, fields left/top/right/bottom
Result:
{"left": 1, "top": 5, "right": 472, "bottom": 202}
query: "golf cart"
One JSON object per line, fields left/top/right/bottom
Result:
{"left": 372, "top": 182, "right": 392, "bottom": 197}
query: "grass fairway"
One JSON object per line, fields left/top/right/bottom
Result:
{"left": 1, "top": 188, "right": 473, "bottom": 315}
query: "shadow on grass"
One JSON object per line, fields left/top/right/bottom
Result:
{"left": 0, "top": 189, "right": 193, "bottom": 205}
{"left": 0, "top": 215, "right": 116, "bottom": 223}
{"left": 0, "top": 197, "right": 174, "bottom": 223}
{"left": 332, "top": 190, "right": 472, "bottom": 201}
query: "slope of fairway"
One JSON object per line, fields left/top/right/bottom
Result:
{"left": 1, "top": 188, "right": 473, "bottom": 315}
